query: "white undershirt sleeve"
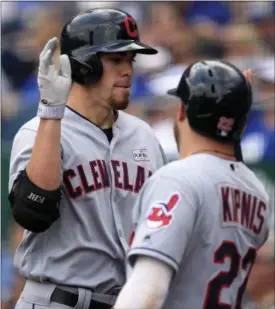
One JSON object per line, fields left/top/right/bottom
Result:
{"left": 114, "top": 256, "right": 173, "bottom": 309}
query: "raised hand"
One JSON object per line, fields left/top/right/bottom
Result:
{"left": 37, "top": 37, "right": 72, "bottom": 118}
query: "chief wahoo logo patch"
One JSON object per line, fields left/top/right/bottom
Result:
{"left": 146, "top": 193, "right": 180, "bottom": 229}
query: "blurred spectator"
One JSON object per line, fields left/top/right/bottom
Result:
{"left": 182, "top": 1, "right": 231, "bottom": 26}
{"left": 165, "top": 27, "right": 197, "bottom": 65}
{"left": 2, "top": 2, "right": 63, "bottom": 90}
{"left": 129, "top": 72, "right": 157, "bottom": 100}
{"left": 2, "top": 18, "right": 36, "bottom": 91}
{"left": 1, "top": 245, "right": 15, "bottom": 307}
{"left": 134, "top": 46, "right": 172, "bottom": 76}
{"left": 140, "top": 3, "right": 185, "bottom": 47}
{"left": 223, "top": 24, "right": 261, "bottom": 70}
{"left": 2, "top": 2, "right": 74, "bottom": 105}
{"left": 242, "top": 58, "right": 275, "bottom": 163}
{"left": 143, "top": 98, "right": 179, "bottom": 162}
{"left": 145, "top": 3, "right": 197, "bottom": 65}
{"left": 1, "top": 223, "right": 24, "bottom": 307}
{"left": 2, "top": 73, "right": 19, "bottom": 119}
{"left": 248, "top": 1, "right": 275, "bottom": 53}
{"left": 229, "top": 2, "right": 253, "bottom": 24}
{"left": 194, "top": 34, "right": 226, "bottom": 60}
{"left": 1, "top": 2, "right": 19, "bottom": 23}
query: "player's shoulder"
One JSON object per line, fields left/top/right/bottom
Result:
{"left": 150, "top": 156, "right": 201, "bottom": 183}
{"left": 14, "top": 116, "right": 40, "bottom": 138}
{"left": 118, "top": 111, "right": 155, "bottom": 134}
{"left": 18, "top": 116, "right": 39, "bottom": 132}
{"left": 10, "top": 117, "right": 40, "bottom": 152}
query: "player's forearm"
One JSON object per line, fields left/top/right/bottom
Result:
{"left": 26, "top": 119, "right": 62, "bottom": 190}
{"left": 114, "top": 257, "right": 172, "bottom": 309}
{"left": 114, "top": 282, "right": 166, "bottom": 309}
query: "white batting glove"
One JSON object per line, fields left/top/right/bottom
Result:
{"left": 37, "top": 37, "right": 72, "bottom": 119}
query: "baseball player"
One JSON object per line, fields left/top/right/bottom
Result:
{"left": 114, "top": 61, "right": 270, "bottom": 309}
{"left": 8, "top": 8, "right": 167, "bottom": 309}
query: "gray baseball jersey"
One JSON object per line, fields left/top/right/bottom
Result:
{"left": 128, "top": 153, "right": 269, "bottom": 309}
{"left": 9, "top": 107, "right": 167, "bottom": 292}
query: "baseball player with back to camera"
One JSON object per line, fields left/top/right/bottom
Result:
{"left": 8, "top": 8, "right": 167, "bottom": 309}
{"left": 114, "top": 61, "right": 270, "bottom": 309}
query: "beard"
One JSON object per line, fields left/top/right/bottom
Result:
{"left": 110, "top": 91, "right": 130, "bottom": 110}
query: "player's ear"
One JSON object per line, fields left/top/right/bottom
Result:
{"left": 177, "top": 103, "right": 186, "bottom": 123}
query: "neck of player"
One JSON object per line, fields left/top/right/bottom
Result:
{"left": 67, "top": 83, "right": 115, "bottom": 129}
{"left": 178, "top": 123, "right": 236, "bottom": 161}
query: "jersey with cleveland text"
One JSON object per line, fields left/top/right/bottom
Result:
{"left": 9, "top": 107, "right": 167, "bottom": 292}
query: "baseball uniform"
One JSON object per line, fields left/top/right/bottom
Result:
{"left": 9, "top": 106, "right": 167, "bottom": 292}
{"left": 128, "top": 153, "right": 269, "bottom": 309}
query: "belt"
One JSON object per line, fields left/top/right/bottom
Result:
{"left": 51, "top": 287, "right": 113, "bottom": 309}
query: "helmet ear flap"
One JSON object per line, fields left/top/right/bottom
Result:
{"left": 69, "top": 54, "right": 103, "bottom": 85}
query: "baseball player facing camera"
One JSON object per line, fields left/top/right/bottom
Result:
{"left": 8, "top": 8, "right": 167, "bottom": 309}
{"left": 114, "top": 61, "right": 270, "bottom": 309}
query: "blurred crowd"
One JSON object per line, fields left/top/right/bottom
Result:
{"left": 1, "top": 1, "right": 274, "bottom": 308}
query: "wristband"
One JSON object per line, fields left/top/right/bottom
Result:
{"left": 37, "top": 101, "right": 65, "bottom": 119}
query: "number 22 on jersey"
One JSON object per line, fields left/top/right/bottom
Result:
{"left": 203, "top": 241, "right": 256, "bottom": 309}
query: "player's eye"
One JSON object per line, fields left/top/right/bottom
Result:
{"left": 111, "top": 57, "right": 122, "bottom": 64}
{"left": 110, "top": 56, "right": 136, "bottom": 64}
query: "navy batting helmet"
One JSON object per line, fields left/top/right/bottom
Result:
{"left": 60, "top": 8, "right": 158, "bottom": 85}
{"left": 167, "top": 60, "right": 252, "bottom": 161}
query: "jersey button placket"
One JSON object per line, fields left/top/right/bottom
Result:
{"left": 109, "top": 125, "right": 128, "bottom": 252}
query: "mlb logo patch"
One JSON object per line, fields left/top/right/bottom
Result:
{"left": 132, "top": 149, "right": 149, "bottom": 161}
